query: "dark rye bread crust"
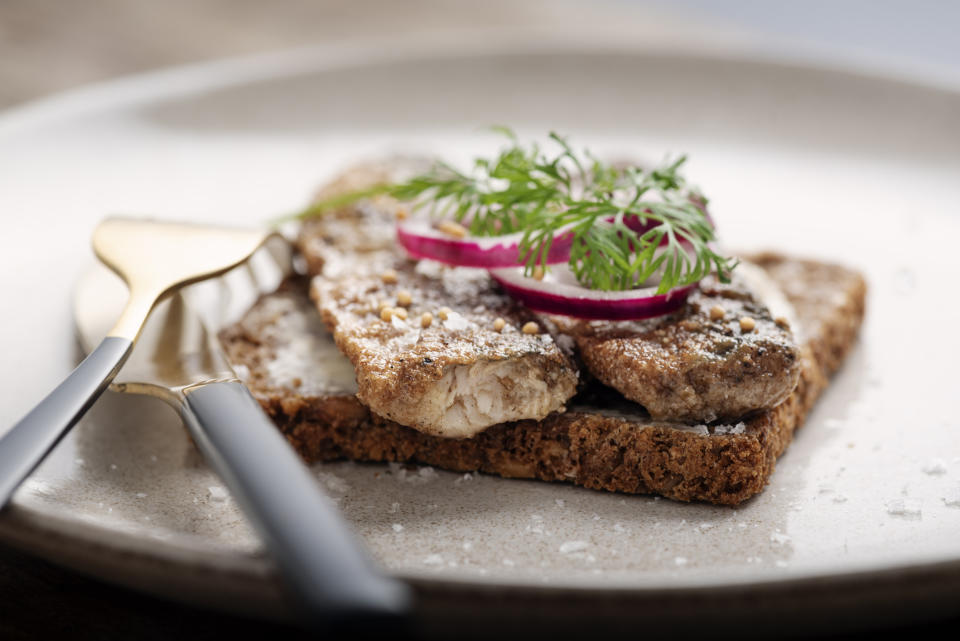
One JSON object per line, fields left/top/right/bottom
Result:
{"left": 220, "top": 253, "right": 866, "bottom": 505}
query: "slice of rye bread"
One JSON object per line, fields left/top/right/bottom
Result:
{"left": 219, "top": 253, "right": 866, "bottom": 505}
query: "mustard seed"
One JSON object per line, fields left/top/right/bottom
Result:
{"left": 436, "top": 221, "right": 468, "bottom": 238}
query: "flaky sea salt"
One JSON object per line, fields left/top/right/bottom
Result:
{"left": 423, "top": 554, "right": 443, "bottom": 566}
{"left": 443, "top": 312, "right": 469, "bottom": 331}
{"left": 922, "top": 459, "right": 948, "bottom": 476}
{"left": 391, "top": 523, "right": 404, "bottom": 533}
{"left": 613, "top": 523, "right": 626, "bottom": 533}
{"left": 770, "top": 531, "right": 792, "bottom": 545}
{"left": 885, "top": 498, "right": 922, "bottom": 518}
{"left": 317, "top": 471, "right": 350, "bottom": 494}
{"left": 559, "top": 541, "right": 589, "bottom": 554}
{"left": 674, "top": 556, "right": 688, "bottom": 566}
{"left": 208, "top": 486, "right": 228, "bottom": 502}
{"left": 941, "top": 487, "right": 960, "bottom": 508}
{"left": 388, "top": 463, "right": 438, "bottom": 484}
{"left": 714, "top": 422, "right": 746, "bottom": 435}
{"left": 555, "top": 499, "right": 566, "bottom": 508}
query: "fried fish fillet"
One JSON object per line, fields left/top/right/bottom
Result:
{"left": 310, "top": 260, "right": 579, "bottom": 438}
{"left": 554, "top": 264, "right": 801, "bottom": 422}
{"left": 297, "top": 159, "right": 579, "bottom": 437}
{"left": 296, "top": 158, "right": 425, "bottom": 278}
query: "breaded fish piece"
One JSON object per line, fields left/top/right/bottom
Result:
{"left": 310, "top": 260, "right": 579, "bottom": 437}
{"left": 298, "top": 158, "right": 579, "bottom": 437}
{"left": 297, "top": 157, "right": 428, "bottom": 277}
{"left": 555, "top": 263, "right": 801, "bottom": 422}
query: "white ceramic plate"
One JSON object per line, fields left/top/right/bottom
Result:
{"left": 1, "top": 31, "right": 959, "bottom": 633}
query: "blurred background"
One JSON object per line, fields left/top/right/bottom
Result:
{"left": 2, "top": 0, "right": 959, "bottom": 111}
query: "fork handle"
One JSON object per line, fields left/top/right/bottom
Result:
{"left": 0, "top": 337, "right": 132, "bottom": 507}
{"left": 180, "top": 381, "right": 411, "bottom": 625}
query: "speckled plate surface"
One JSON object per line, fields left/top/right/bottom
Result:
{"left": 1, "top": 30, "right": 959, "bottom": 634}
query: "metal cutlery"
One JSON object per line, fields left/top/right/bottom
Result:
{"left": 2, "top": 216, "right": 410, "bottom": 624}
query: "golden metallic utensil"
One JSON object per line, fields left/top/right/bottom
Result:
{"left": 2, "top": 216, "right": 410, "bottom": 624}
{"left": 1, "top": 216, "right": 272, "bottom": 506}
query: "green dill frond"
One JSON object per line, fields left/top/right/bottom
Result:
{"left": 294, "top": 131, "right": 737, "bottom": 292}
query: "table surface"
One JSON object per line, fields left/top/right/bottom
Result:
{"left": 2, "top": 1, "right": 959, "bottom": 638}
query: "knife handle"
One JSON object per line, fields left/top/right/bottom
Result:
{"left": 0, "top": 336, "right": 132, "bottom": 507}
{"left": 180, "top": 381, "right": 411, "bottom": 625}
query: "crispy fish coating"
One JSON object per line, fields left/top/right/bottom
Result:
{"left": 297, "top": 160, "right": 578, "bottom": 437}
{"left": 310, "top": 260, "right": 579, "bottom": 438}
{"left": 554, "top": 264, "right": 801, "bottom": 422}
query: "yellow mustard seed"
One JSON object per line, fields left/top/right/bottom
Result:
{"left": 493, "top": 317, "right": 506, "bottom": 332}
{"left": 709, "top": 305, "right": 725, "bottom": 321}
{"left": 395, "top": 208, "right": 408, "bottom": 221}
{"left": 775, "top": 316, "right": 791, "bottom": 330}
{"left": 438, "top": 306, "right": 451, "bottom": 320}
{"left": 739, "top": 316, "right": 756, "bottom": 332}
{"left": 380, "top": 307, "right": 394, "bottom": 322}
{"left": 393, "top": 307, "right": 408, "bottom": 320}
{"left": 532, "top": 265, "right": 545, "bottom": 281}
{"left": 420, "top": 312, "right": 433, "bottom": 328}
{"left": 436, "top": 220, "right": 468, "bottom": 238}
{"left": 522, "top": 321, "right": 540, "bottom": 335}
{"left": 381, "top": 269, "right": 398, "bottom": 284}
{"left": 396, "top": 290, "right": 412, "bottom": 307}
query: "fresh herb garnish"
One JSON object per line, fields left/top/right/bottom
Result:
{"left": 293, "top": 130, "right": 737, "bottom": 293}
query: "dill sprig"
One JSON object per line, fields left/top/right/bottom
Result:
{"left": 295, "top": 130, "right": 737, "bottom": 293}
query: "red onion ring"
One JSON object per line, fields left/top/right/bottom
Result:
{"left": 489, "top": 264, "right": 696, "bottom": 320}
{"left": 397, "top": 218, "right": 572, "bottom": 268}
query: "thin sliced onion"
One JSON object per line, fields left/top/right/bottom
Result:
{"left": 489, "top": 264, "right": 695, "bottom": 320}
{"left": 396, "top": 218, "right": 572, "bottom": 268}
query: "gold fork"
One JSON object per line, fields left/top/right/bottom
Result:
{"left": 0, "top": 217, "right": 409, "bottom": 623}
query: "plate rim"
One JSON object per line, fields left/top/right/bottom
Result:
{"left": 3, "top": 25, "right": 960, "bottom": 139}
